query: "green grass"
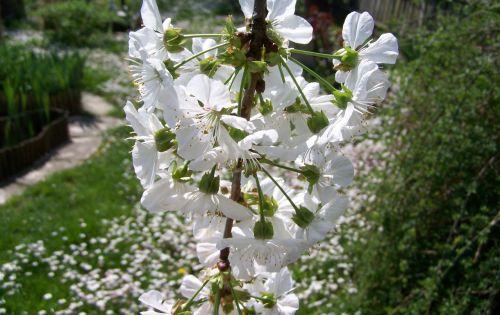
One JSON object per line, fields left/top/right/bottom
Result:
{"left": 0, "top": 127, "right": 141, "bottom": 312}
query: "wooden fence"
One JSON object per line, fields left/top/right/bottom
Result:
{"left": 358, "top": 0, "right": 438, "bottom": 33}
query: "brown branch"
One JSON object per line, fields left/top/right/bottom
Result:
{"left": 218, "top": 0, "right": 268, "bottom": 270}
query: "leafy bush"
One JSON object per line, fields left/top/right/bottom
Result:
{"left": 345, "top": 2, "right": 499, "bottom": 314}
{"left": 36, "top": 0, "right": 117, "bottom": 47}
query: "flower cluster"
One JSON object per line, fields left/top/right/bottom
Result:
{"left": 126, "top": 0, "right": 397, "bottom": 314}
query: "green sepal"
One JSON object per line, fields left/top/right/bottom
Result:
{"left": 223, "top": 15, "right": 238, "bottom": 40}
{"left": 220, "top": 49, "right": 247, "bottom": 68}
{"left": 262, "top": 195, "right": 279, "bottom": 217}
{"left": 198, "top": 170, "right": 220, "bottom": 194}
{"left": 163, "top": 59, "right": 180, "bottom": 79}
{"left": 163, "top": 28, "right": 186, "bottom": 53}
{"left": 266, "top": 51, "right": 281, "bottom": 66}
{"left": 154, "top": 127, "right": 177, "bottom": 152}
{"left": 266, "top": 27, "right": 284, "bottom": 47}
{"left": 292, "top": 206, "right": 315, "bottom": 228}
{"left": 284, "top": 97, "right": 308, "bottom": 113}
{"left": 253, "top": 220, "right": 274, "bottom": 239}
{"left": 172, "top": 161, "right": 192, "bottom": 183}
{"left": 300, "top": 164, "right": 321, "bottom": 194}
{"left": 223, "top": 301, "right": 235, "bottom": 314}
{"left": 248, "top": 60, "right": 268, "bottom": 74}
{"left": 332, "top": 85, "right": 353, "bottom": 109}
{"left": 307, "top": 111, "right": 329, "bottom": 134}
{"left": 225, "top": 124, "right": 249, "bottom": 142}
{"left": 261, "top": 292, "right": 277, "bottom": 309}
{"left": 199, "top": 57, "right": 220, "bottom": 77}
{"left": 259, "top": 97, "right": 273, "bottom": 115}
{"left": 332, "top": 46, "right": 359, "bottom": 72}
{"left": 233, "top": 289, "right": 251, "bottom": 302}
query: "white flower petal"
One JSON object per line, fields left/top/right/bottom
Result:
{"left": 239, "top": 0, "right": 255, "bottom": 18}
{"left": 124, "top": 101, "right": 150, "bottom": 137}
{"left": 217, "top": 195, "right": 253, "bottom": 220}
{"left": 141, "top": 0, "right": 163, "bottom": 32}
{"left": 132, "top": 141, "right": 158, "bottom": 188}
{"left": 322, "top": 194, "right": 349, "bottom": 222}
{"left": 330, "top": 155, "right": 354, "bottom": 187}
{"left": 176, "top": 125, "right": 212, "bottom": 160}
{"left": 267, "top": 0, "right": 296, "bottom": 21}
{"left": 277, "top": 293, "right": 300, "bottom": 314}
{"left": 239, "top": 129, "right": 278, "bottom": 150}
{"left": 343, "top": 11, "right": 374, "bottom": 49}
{"left": 139, "top": 290, "right": 172, "bottom": 313}
{"left": 220, "top": 115, "right": 256, "bottom": 133}
{"left": 186, "top": 74, "right": 231, "bottom": 111}
{"left": 360, "top": 33, "right": 399, "bottom": 64}
{"left": 189, "top": 147, "right": 227, "bottom": 172}
{"left": 180, "top": 275, "right": 207, "bottom": 300}
{"left": 274, "top": 15, "right": 313, "bottom": 44}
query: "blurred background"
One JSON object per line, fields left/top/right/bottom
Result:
{"left": 0, "top": 0, "right": 498, "bottom": 314}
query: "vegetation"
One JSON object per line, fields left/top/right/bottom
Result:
{"left": 0, "top": 43, "right": 85, "bottom": 146}
{"left": 36, "top": 0, "right": 118, "bottom": 47}
{"left": 344, "top": 2, "right": 499, "bottom": 314}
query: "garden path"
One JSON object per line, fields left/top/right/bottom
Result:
{"left": 0, "top": 93, "right": 122, "bottom": 204}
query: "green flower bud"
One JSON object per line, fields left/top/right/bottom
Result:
{"left": 253, "top": 220, "right": 274, "bottom": 240}
{"left": 154, "top": 127, "right": 176, "bottom": 152}
{"left": 300, "top": 165, "right": 321, "bottom": 194}
{"left": 332, "top": 85, "right": 353, "bottom": 110}
{"left": 198, "top": 171, "right": 220, "bottom": 194}
{"left": 307, "top": 111, "right": 329, "bottom": 134}
{"left": 292, "top": 206, "right": 315, "bottom": 228}
{"left": 260, "top": 292, "right": 277, "bottom": 309}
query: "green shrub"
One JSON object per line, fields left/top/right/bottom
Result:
{"left": 344, "top": 2, "right": 499, "bottom": 314}
{"left": 36, "top": 0, "right": 116, "bottom": 47}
